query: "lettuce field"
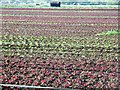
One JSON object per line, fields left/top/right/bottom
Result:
{"left": 0, "top": 8, "right": 119, "bottom": 89}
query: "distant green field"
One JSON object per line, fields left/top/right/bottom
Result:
{"left": 0, "top": 4, "right": 119, "bottom": 9}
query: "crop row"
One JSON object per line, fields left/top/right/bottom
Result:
{"left": 2, "top": 21, "right": 118, "bottom": 27}
{"left": 2, "top": 19, "right": 118, "bottom": 25}
{"left": 1, "top": 55, "right": 119, "bottom": 89}
{"left": 1, "top": 11, "right": 118, "bottom": 16}
{"left": 1, "top": 35, "right": 119, "bottom": 59}
{"left": 2, "top": 14, "right": 118, "bottom": 24}
{"left": 1, "top": 10, "right": 119, "bottom": 14}
{"left": 2, "top": 8, "right": 119, "bottom": 11}
{"left": 1, "top": 35, "right": 118, "bottom": 48}
{"left": 2, "top": 22, "right": 118, "bottom": 37}
{"left": 2, "top": 14, "right": 118, "bottom": 19}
